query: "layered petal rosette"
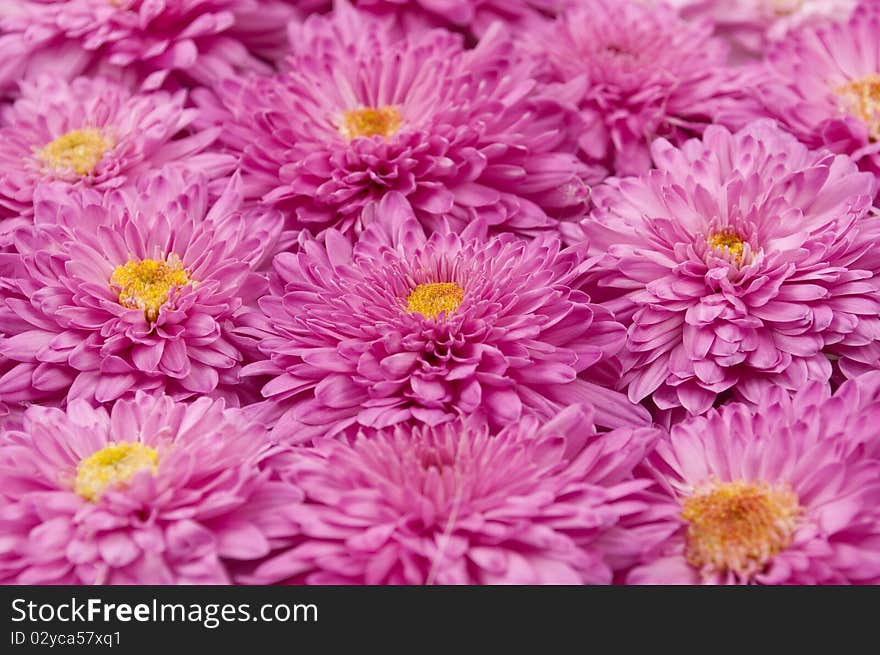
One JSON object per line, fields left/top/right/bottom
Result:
{"left": 523, "top": 0, "right": 753, "bottom": 176}
{"left": 578, "top": 121, "right": 880, "bottom": 415}
{"left": 196, "top": 3, "right": 594, "bottom": 239}
{"left": 0, "top": 0, "right": 300, "bottom": 94}
{"left": 0, "top": 75, "right": 232, "bottom": 221}
{"left": 248, "top": 406, "right": 659, "bottom": 584}
{"left": 0, "top": 393, "right": 301, "bottom": 584}
{"left": 244, "top": 202, "right": 648, "bottom": 443}
{"left": 0, "top": 171, "right": 283, "bottom": 409}
{"left": 627, "top": 378, "right": 880, "bottom": 584}
{"left": 747, "top": 2, "right": 880, "bottom": 178}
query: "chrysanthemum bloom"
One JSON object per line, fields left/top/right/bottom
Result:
{"left": 664, "top": 0, "right": 859, "bottom": 58}
{"left": 247, "top": 405, "right": 659, "bottom": 584}
{"left": 196, "top": 3, "right": 595, "bottom": 239}
{"left": 0, "top": 393, "right": 301, "bottom": 584}
{"left": 626, "top": 379, "right": 880, "bottom": 584}
{"left": 577, "top": 121, "right": 880, "bottom": 415}
{"left": 244, "top": 201, "right": 648, "bottom": 443}
{"left": 746, "top": 3, "right": 880, "bottom": 178}
{"left": 0, "top": 170, "right": 283, "bottom": 407}
{"left": 522, "top": 0, "right": 754, "bottom": 177}
{"left": 0, "top": 0, "right": 299, "bottom": 94}
{"left": 0, "top": 75, "right": 232, "bottom": 222}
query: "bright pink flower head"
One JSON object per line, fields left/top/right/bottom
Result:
{"left": 666, "top": 0, "right": 859, "bottom": 58}
{"left": 523, "top": 0, "right": 752, "bottom": 176}
{"left": 747, "top": 2, "right": 880, "bottom": 179}
{"left": 244, "top": 200, "right": 648, "bottom": 443}
{"left": 578, "top": 120, "right": 880, "bottom": 416}
{"left": 0, "top": 392, "right": 301, "bottom": 584}
{"left": 627, "top": 378, "right": 880, "bottom": 584}
{"left": 0, "top": 170, "right": 283, "bottom": 409}
{"left": 0, "top": 0, "right": 299, "bottom": 94}
{"left": 0, "top": 75, "right": 232, "bottom": 221}
{"left": 196, "top": 2, "right": 595, "bottom": 239}
{"left": 248, "top": 405, "right": 659, "bottom": 584}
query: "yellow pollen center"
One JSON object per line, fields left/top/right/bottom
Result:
{"left": 74, "top": 442, "right": 158, "bottom": 502}
{"left": 407, "top": 282, "right": 465, "bottom": 320}
{"left": 110, "top": 255, "right": 190, "bottom": 322}
{"left": 682, "top": 479, "right": 800, "bottom": 578}
{"left": 37, "top": 128, "right": 111, "bottom": 176}
{"left": 769, "top": 0, "right": 803, "bottom": 16}
{"left": 707, "top": 231, "right": 746, "bottom": 262}
{"left": 837, "top": 75, "right": 880, "bottom": 141}
{"left": 340, "top": 106, "right": 403, "bottom": 140}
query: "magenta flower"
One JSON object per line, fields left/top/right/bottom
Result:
{"left": 0, "top": 170, "right": 283, "bottom": 409}
{"left": 0, "top": 0, "right": 299, "bottom": 94}
{"left": 747, "top": 2, "right": 880, "bottom": 179}
{"left": 0, "top": 75, "right": 232, "bottom": 222}
{"left": 523, "top": 0, "right": 752, "bottom": 176}
{"left": 196, "top": 2, "right": 595, "bottom": 239}
{"left": 247, "top": 405, "right": 659, "bottom": 584}
{"left": 244, "top": 200, "right": 648, "bottom": 443}
{"left": 627, "top": 378, "right": 880, "bottom": 584}
{"left": 577, "top": 120, "right": 880, "bottom": 415}
{"left": 667, "top": 0, "right": 859, "bottom": 58}
{"left": 0, "top": 392, "right": 301, "bottom": 584}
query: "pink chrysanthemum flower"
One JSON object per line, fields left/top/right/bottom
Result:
{"left": 523, "top": 0, "right": 752, "bottom": 177}
{"left": 244, "top": 200, "right": 648, "bottom": 443}
{"left": 665, "top": 0, "right": 859, "bottom": 58}
{"left": 0, "top": 75, "right": 232, "bottom": 223}
{"left": 627, "top": 378, "right": 880, "bottom": 584}
{"left": 577, "top": 121, "right": 880, "bottom": 415}
{"left": 746, "top": 2, "right": 880, "bottom": 178}
{"left": 0, "top": 170, "right": 283, "bottom": 409}
{"left": 196, "top": 2, "right": 594, "bottom": 239}
{"left": 0, "top": 393, "right": 301, "bottom": 584}
{"left": 247, "top": 406, "right": 659, "bottom": 584}
{"left": 0, "top": 0, "right": 299, "bottom": 94}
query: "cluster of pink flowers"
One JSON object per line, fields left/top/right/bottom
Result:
{"left": 2, "top": 0, "right": 880, "bottom": 585}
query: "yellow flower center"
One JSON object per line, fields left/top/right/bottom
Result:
{"left": 74, "top": 442, "right": 158, "bottom": 502}
{"left": 37, "top": 128, "right": 111, "bottom": 176}
{"left": 707, "top": 231, "right": 746, "bottom": 263}
{"left": 768, "top": 0, "right": 803, "bottom": 16}
{"left": 837, "top": 74, "right": 880, "bottom": 141}
{"left": 110, "top": 255, "right": 190, "bottom": 322}
{"left": 340, "top": 106, "right": 403, "bottom": 140}
{"left": 407, "top": 282, "right": 465, "bottom": 320}
{"left": 682, "top": 479, "right": 800, "bottom": 578}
